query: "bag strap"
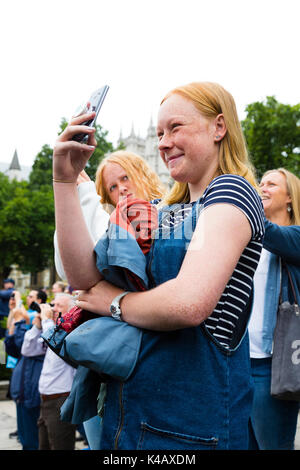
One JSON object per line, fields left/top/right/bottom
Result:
{"left": 281, "top": 258, "right": 299, "bottom": 314}
{"left": 279, "top": 257, "right": 283, "bottom": 304}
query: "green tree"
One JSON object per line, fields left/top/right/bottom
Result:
{"left": 0, "top": 118, "right": 119, "bottom": 283}
{"left": 0, "top": 181, "right": 55, "bottom": 276}
{"left": 29, "top": 144, "right": 53, "bottom": 190}
{"left": 241, "top": 97, "right": 300, "bottom": 178}
{"left": 0, "top": 173, "right": 22, "bottom": 281}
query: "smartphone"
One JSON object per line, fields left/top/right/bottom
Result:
{"left": 71, "top": 85, "right": 109, "bottom": 144}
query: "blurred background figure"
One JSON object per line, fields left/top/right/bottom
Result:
{"left": 22, "top": 293, "right": 77, "bottom": 450}
{"left": 26, "top": 289, "right": 48, "bottom": 326}
{"left": 0, "top": 278, "right": 15, "bottom": 339}
{"left": 4, "top": 293, "right": 46, "bottom": 450}
{"left": 52, "top": 281, "right": 67, "bottom": 295}
{"left": 248, "top": 168, "right": 300, "bottom": 450}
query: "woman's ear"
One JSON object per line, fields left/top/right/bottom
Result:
{"left": 214, "top": 114, "right": 227, "bottom": 142}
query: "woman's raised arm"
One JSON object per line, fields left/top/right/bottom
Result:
{"left": 53, "top": 112, "right": 103, "bottom": 289}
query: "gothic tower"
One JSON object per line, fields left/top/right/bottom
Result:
{"left": 6, "top": 149, "right": 22, "bottom": 181}
{"left": 118, "top": 118, "right": 171, "bottom": 187}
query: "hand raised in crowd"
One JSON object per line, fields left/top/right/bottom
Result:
{"left": 8, "top": 308, "right": 28, "bottom": 335}
{"left": 32, "top": 313, "right": 42, "bottom": 329}
{"left": 40, "top": 303, "right": 54, "bottom": 322}
{"left": 53, "top": 112, "right": 97, "bottom": 183}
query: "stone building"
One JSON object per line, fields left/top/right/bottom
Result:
{"left": 118, "top": 119, "right": 171, "bottom": 187}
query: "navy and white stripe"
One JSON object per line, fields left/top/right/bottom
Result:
{"left": 201, "top": 175, "right": 264, "bottom": 348}
{"left": 157, "top": 175, "right": 265, "bottom": 349}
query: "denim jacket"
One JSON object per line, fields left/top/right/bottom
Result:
{"left": 260, "top": 219, "right": 300, "bottom": 355}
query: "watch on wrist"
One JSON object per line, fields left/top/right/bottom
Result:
{"left": 110, "top": 291, "right": 130, "bottom": 321}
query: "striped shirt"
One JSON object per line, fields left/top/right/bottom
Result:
{"left": 160, "top": 175, "right": 265, "bottom": 349}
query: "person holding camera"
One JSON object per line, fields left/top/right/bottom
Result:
{"left": 21, "top": 293, "right": 77, "bottom": 450}
{"left": 4, "top": 295, "right": 46, "bottom": 450}
{"left": 26, "top": 289, "right": 47, "bottom": 325}
{"left": 0, "top": 278, "right": 15, "bottom": 339}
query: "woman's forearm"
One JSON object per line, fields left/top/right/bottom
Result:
{"left": 120, "top": 277, "right": 213, "bottom": 331}
{"left": 53, "top": 182, "right": 102, "bottom": 289}
{"left": 264, "top": 219, "right": 300, "bottom": 266}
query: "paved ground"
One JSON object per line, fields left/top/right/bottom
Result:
{"left": 0, "top": 398, "right": 88, "bottom": 450}
{"left": 0, "top": 395, "right": 299, "bottom": 451}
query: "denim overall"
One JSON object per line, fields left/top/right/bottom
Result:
{"left": 100, "top": 200, "right": 254, "bottom": 450}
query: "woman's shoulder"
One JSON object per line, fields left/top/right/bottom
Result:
{"left": 207, "top": 174, "right": 257, "bottom": 192}
{"left": 202, "top": 174, "right": 265, "bottom": 240}
{"left": 203, "top": 174, "right": 262, "bottom": 205}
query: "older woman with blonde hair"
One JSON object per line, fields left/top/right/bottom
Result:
{"left": 53, "top": 81, "right": 265, "bottom": 449}
{"left": 248, "top": 167, "right": 300, "bottom": 450}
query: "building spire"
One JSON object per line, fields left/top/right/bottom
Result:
{"left": 9, "top": 149, "right": 21, "bottom": 171}
{"left": 130, "top": 122, "right": 135, "bottom": 137}
{"left": 147, "top": 115, "right": 156, "bottom": 137}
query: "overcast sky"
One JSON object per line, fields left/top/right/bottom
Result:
{"left": 1, "top": 0, "right": 299, "bottom": 168}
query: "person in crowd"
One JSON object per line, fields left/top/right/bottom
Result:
{"left": 0, "top": 278, "right": 15, "bottom": 339}
{"left": 4, "top": 297, "right": 46, "bottom": 450}
{"left": 52, "top": 281, "right": 67, "bottom": 295}
{"left": 5, "top": 291, "right": 28, "bottom": 441}
{"left": 52, "top": 81, "right": 265, "bottom": 450}
{"left": 26, "top": 289, "right": 47, "bottom": 325}
{"left": 6, "top": 291, "right": 29, "bottom": 330}
{"left": 21, "top": 293, "right": 77, "bottom": 450}
{"left": 248, "top": 168, "right": 300, "bottom": 450}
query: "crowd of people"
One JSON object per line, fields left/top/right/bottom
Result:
{"left": 1, "top": 80, "right": 300, "bottom": 451}
{"left": 1, "top": 281, "right": 88, "bottom": 450}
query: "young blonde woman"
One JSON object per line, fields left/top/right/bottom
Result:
{"left": 248, "top": 168, "right": 300, "bottom": 450}
{"left": 53, "top": 81, "right": 265, "bottom": 450}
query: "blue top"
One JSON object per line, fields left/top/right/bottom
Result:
{"left": 0, "top": 287, "right": 14, "bottom": 317}
{"left": 257, "top": 219, "right": 300, "bottom": 355}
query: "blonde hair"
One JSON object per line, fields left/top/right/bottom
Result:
{"left": 95, "top": 150, "right": 166, "bottom": 213}
{"left": 160, "top": 82, "right": 258, "bottom": 205}
{"left": 262, "top": 168, "right": 300, "bottom": 225}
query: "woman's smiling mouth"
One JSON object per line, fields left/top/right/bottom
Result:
{"left": 166, "top": 154, "right": 184, "bottom": 165}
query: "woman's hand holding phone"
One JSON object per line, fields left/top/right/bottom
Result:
{"left": 53, "top": 111, "right": 97, "bottom": 183}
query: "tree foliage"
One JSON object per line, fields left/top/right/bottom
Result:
{"left": 241, "top": 97, "right": 300, "bottom": 178}
{"left": 29, "top": 144, "right": 53, "bottom": 190}
{"left": 0, "top": 118, "right": 118, "bottom": 282}
{"left": 0, "top": 175, "right": 55, "bottom": 280}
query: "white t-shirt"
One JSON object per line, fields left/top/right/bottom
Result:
{"left": 248, "top": 248, "right": 271, "bottom": 358}
{"left": 21, "top": 318, "right": 77, "bottom": 395}
{"left": 38, "top": 319, "right": 76, "bottom": 395}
